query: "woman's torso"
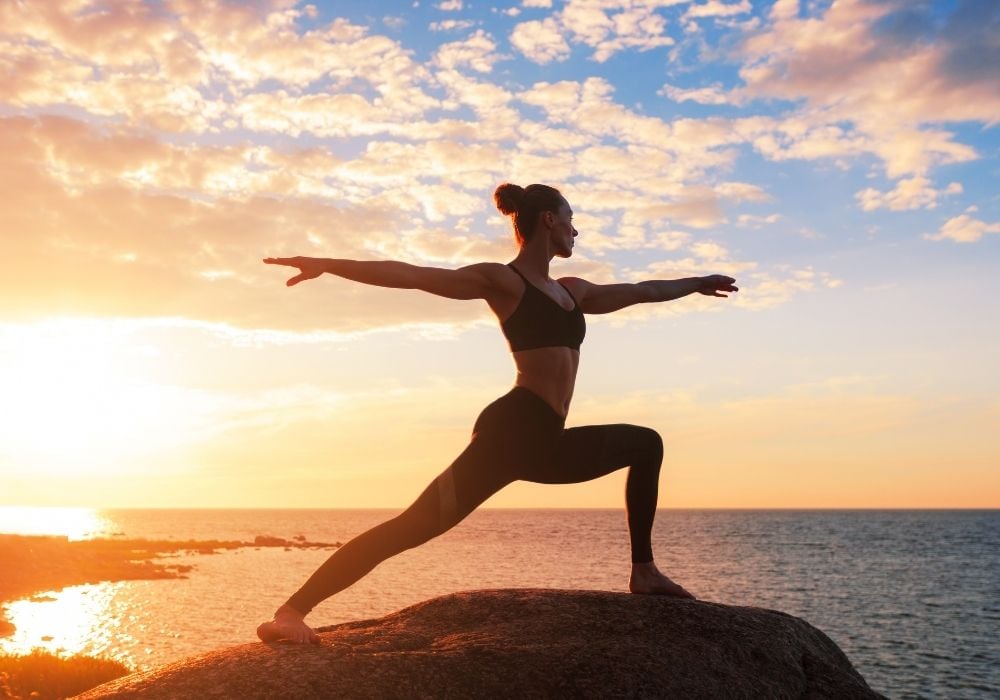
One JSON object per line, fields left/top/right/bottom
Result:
{"left": 511, "top": 347, "right": 579, "bottom": 417}
{"left": 487, "top": 264, "right": 584, "bottom": 417}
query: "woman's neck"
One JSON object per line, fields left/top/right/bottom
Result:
{"left": 511, "top": 239, "right": 554, "bottom": 280}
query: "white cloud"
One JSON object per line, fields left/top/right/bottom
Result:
{"left": 437, "top": 0, "right": 464, "bottom": 10}
{"left": 715, "top": 181, "right": 771, "bottom": 203}
{"left": 510, "top": 18, "right": 571, "bottom": 63}
{"left": 430, "top": 19, "right": 477, "bottom": 31}
{"left": 736, "top": 213, "right": 780, "bottom": 228}
{"left": 924, "top": 215, "right": 1000, "bottom": 244}
{"left": 683, "top": 0, "right": 752, "bottom": 21}
{"left": 855, "top": 177, "right": 963, "bottom": 212}
{"left": 512, "top": 2, "right": 674, "bottom": 64}
{"left": 660, "top": 82, "right": 736, "bottom": 106}
{"left": 434, "top": 30, "right": 503, "bottom": 73}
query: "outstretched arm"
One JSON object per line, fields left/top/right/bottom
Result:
{"left": 263, "top": 256, "right": 506, "bottom": 301}
{"left": 563, "top": 275, "right": 738, "bottom": 314}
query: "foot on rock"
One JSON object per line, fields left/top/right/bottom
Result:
{"left": 257, "top": 606, "right": 320, "bottom": 644}
{"left": 629, "top": 563, "right": 697, "bottom": 599}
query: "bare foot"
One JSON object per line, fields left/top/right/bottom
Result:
{"left": 629, "top": 561, "right": 696, "bottom": 599}
{"left": 256, "top": 604, "right": 320, "bottom": 644}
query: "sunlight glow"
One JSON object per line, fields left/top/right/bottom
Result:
{"left": 0, "top": 507, "right": 110, "bottom": 540}
{"left": 0, "top": 584, "right": 135, "bottom": 669}
{"left": 0, "top": 318, "right": 210, "bottom": 475}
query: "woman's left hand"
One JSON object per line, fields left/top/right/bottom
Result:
{"left": 697, "top": 275, "right": 739, "bottom": 297}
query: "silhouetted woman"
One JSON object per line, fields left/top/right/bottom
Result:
{"left": 257, "top": 183, "right": 738, "bottom": 643}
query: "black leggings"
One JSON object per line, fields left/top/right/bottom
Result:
{"left": 286, "top": 387, "right": 664, "bottom": 615}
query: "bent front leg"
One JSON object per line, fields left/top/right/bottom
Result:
{"left": 540, "top": 424, "right": 664, "bottom": 563}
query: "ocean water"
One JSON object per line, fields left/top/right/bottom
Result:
{"left": 1, "top": 508, "right": 997, "bottom": 698}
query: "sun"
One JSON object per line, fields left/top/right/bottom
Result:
{"left": 0, "top": 317, "right": 200, "bottom": 476}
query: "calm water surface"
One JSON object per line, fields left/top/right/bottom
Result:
{"left": 1, "top": 508, "right": 997, "bottom": 698}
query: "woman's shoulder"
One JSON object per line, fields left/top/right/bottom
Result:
{"left": 556, "top": 276, "right": 592, "bottom": 299}
{"left": 456, "top": 261, "right": 524, "bottom": 299}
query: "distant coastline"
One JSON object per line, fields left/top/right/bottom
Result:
{"left": 0, "top": 533, "right": 338, "bottom": 638}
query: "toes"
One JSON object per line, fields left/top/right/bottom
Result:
{"left": 258, "top": 624, "right": 282, "bottom": 643}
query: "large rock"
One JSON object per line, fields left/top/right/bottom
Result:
{"left": 76, "top": 589, "right": 884, "bottom": 699}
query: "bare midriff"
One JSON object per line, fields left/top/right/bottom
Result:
{"left": 511, "top": 346, "right": 580, "bottom": 417}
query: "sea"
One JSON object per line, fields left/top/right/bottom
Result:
{"left": 0, "top": 508, "right": 997, "bottom": 698}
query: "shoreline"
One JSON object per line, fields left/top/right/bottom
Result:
{"left": 0, "top": 533, "right": 338, "bottom": 638}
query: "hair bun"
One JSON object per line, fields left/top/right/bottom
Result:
{"left": 494, "top": 183, "right": 525, "bottom": 216}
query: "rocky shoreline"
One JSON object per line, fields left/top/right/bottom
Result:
{"left": 0, "top": 533, "right": 339, "bottom": 638}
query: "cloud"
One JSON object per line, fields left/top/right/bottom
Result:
{"left": 734, "top": 266, "right": 843, "bottom": 309}
{"left": 924, "top": 215, "right": 1000, "bottom": 243}
{"left": 429, "top": 19, "right": 477, "bottom": 31}
{"left": 683, "top": 0, "right": 752, "bottom": 21}
{"left": 437, "top": 0, "right": 464, "bottom": 9}
{"left": 556, "top": 247, "right": 764, "bottom": 323}
{"left": 634, "top": 252, "right": 842, "bottom": 312}
{"left": 0, "top": 1, "right": 867, "bottom": 333}
{"left": 0, "top": 2, "right": 435, "bottom": 133}
{"left": 383, "top": 16, "right": 407, "bottom": 31}
{"left": 511, "top": 1, "right": 674, "bottom": 64}
{"left": 434, "top": 30, "right": 504, "bottom": 72}
{"left": 0, "top": 115, "right": 504, "bottom": 331}
{"left": 660, "top": 82, "right": 737, "bottom": 106}
{"left": 736, "top": 0, "right": 997, "bottom": 177}
{"left": 509, "top": 17, "right": 571, "bottom": 63}
{"left": 736, "top": 213, "right": 780, "bottom": 228}
{"left": 714, "top": 181, "right": 770, "bottom": 203}
{"left": 856, "top": 177, "right": 962, "bottom": 212}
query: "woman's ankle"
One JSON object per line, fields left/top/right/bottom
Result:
{"left": 275, "top": 603, "right": 306, "bottom": 620}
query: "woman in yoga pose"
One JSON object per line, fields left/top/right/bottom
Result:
{"left": 257, "top": 183, "right": 738, "bottom": 643}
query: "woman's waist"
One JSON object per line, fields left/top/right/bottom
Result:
{"left": 476, "top": 384, "right": 569, "bottom": 437}
{"left": 512, "top": 377, "right": 574, "bottom": 418}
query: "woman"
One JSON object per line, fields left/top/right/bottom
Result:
{"left": 257, "top": 183, "right": 738, "bottom": 644}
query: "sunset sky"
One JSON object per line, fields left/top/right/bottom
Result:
{"left": 1, "top": 0, "right": 997, "bottom": 509}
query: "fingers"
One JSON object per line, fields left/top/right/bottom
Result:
{"left": 287, "top": 275, "right": 305, "bottom": 286}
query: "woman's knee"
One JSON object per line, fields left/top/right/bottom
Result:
{"left": 632, "top": 426, "right": 663, "bottom": 464}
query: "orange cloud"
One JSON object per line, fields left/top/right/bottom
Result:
{"left": 737, "top": 0, "right": 994, "bottom": 178}
{"left": 0, "top": 116, "right": 498, "bottom": 331}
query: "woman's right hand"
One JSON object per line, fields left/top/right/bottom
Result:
{"left": 263, "top": 256, "right": 326, "bottom": 286}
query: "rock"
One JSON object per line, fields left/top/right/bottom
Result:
{"left": 252, "top": 535, "right": 291, "bottom": 547}
{"left": 76, "top": 589, "right": 884, "bottom": 699}
{"left": 252, "top": 535, "right": 338, "bottom": 549}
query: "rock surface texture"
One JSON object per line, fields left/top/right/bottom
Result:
{"left": 76, "top": 589, "right": 884, "bottom": 699}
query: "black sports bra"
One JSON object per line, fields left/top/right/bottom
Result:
{"left": 501, "top": 264, "right": 586, "bottom": 352}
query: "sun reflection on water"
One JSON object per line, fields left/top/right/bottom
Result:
{"left": 0, "top": 583, "right": 135, "bottom": 669}
{"left": 0, "top": 506, "right": 113, "bottom": 540}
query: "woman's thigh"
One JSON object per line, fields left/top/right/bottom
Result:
{"left": 431, "top": 436, "right": 519, "bottom": 531}
{"left": 526, "top": 424, "right": 662, "bottom": 485}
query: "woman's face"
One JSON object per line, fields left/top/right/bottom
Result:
{"left": 549, "top": 200, "right": 578, "bottom": 258}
